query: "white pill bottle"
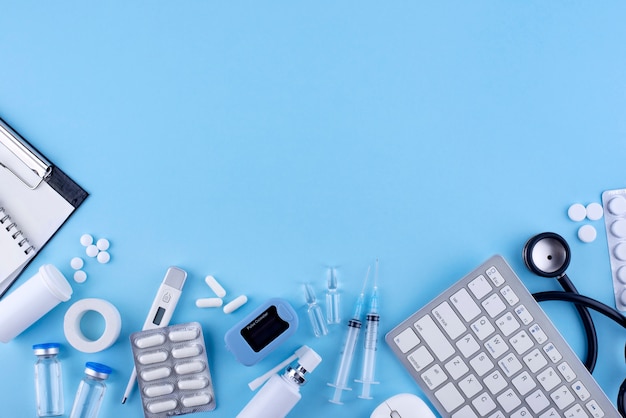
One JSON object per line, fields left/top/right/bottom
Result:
{"left": 237, "top": 348, "right": 322, "bottom": 418}
{"left": 0, "top": 264, "right": 72, "bottom": 342}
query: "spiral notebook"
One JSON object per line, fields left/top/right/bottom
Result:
{"left": 0, "top": 116, "right": 88, "bottom": 297}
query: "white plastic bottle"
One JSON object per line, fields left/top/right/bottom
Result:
{"left": 237, "top": 348, "right": 322, "bottom": 418}
{"left": 69, "top": 362, "right": 112, "bottom": 418}
{"left": 33, "top": 343, "right": 64, "bottom": 417}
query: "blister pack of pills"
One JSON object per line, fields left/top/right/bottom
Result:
{"left": 130, "top": 322, "right": 216, "bottom": 417}
{"left": 601, "top": 188, "right": 626, "bottom": 311}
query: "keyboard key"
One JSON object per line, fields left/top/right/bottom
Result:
{"left": 499, "top": 285, "right": 519, "bottom": 305}
{"left": 526, "top": 389, "right": 551, "bottom": 414}
{"left": 472, "top": 392, "right": 497, "bottom": 416}
{"left": 407, "top": 346, "right": 434, "bottom": 372}
{"left": 510, "top": 407, "right": 531, "bottom": 418}
{"left": 486, "top": 266, "right": 506, "bottom": 287}
{"left": 509, "top": 330, "right": 533, "bottom": 355}
{"left": 469, "top": 275, "right": 492, "bottom": 299}
{"left": 433, "top": 301, "right": 466, "bottom": 339}
{"left": 415, "top": 315, "right": 455, "bottom": 362}
{"left": 585, "top": 400, "right": 605, "bottom": 417}
{"left": 539, "top": 407, "right": 559, "bottom": 417}
{"left": 496, "top": 388, "right": 521, "bottom": 412}
{"left": 392, "top": 327, "right": 420, "bottom": 353}
{"left": 487, "top": 411, "right": 506, "bottom": 418}
{"left": 564, "top": 403, "right": 588, "bottom": 418}
{"left": 421, "top": 364, "right": 447, "bottom": 390}
{"left": 471, "top": 316, "right": 495, "bottom": 341}
{"left": 498, "top": 352, "right": 522, "bottom": 377}
{"left": 551, "top": 385, "right": 576, "bottom": 410}
{"left": 557, "top": 362, "right": 577, "bottom": 382}
{"left": 483, "top": 370, "right": 507, "bottom": 395}
{"left": 529, "top": 323, "right": 548, "bottom": 344}
{"left": 514, "top": 305, "right": 534, "bottom": 325}
{"left": 495, "top": 312, "right": 520, "bottom": 337}
{"left": 543, "top": 342, "right": 563, "bottom": 363}
{"left": 456, "top": 333, "right": 480, "bottom": 358}
{"left": 572, "top": 381, "right": 591, "bottom": 401}
{"left": 470, "top": 352, "right": 494, "bottom": 377}
{"left": 445, "top": 355, "right": 470, "bottom": 380}
{"left": 452, "top": 405, "right": 478, "bottom": 418}
{"left": 485, "top": 334, "right": 508, "bottom": 359}
{"left": 512, "top": 371, "right": 537, "bottom": 395}
{"left": 451, "top": 288, "right": 481, "bottom": 322}
{"left": 537, "top": 367, "right": 561, "bottom": 391}
{"left": 458, "top": 373, "right": 483, "bottom": 398}
{"left": 434, "top": 382, "right": 465, "bottom": 413}
{"left": 482, "top": 294, "right": 506, "bottom": 318}
{"left": 523, "top": 348, "right": 548, "bottom": 373}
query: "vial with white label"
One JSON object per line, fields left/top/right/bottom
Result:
{"left": 69, "top": 362, "right": 112, "bottom": 418}
{"left": 33, "top": 343, "right": 64, "bottom": 417}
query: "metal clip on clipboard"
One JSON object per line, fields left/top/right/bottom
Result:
{"left": 0, "top": 119, "right": 52, "bottom": 190}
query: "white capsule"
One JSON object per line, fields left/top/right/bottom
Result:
{"left": 73, "top": 270, "right": 87, "bottom": 283}
{"left": 70, "top": 257, "right": 84, "bottom": 270}
{"left": 175, "top": 361, "right": 205, "bottom": 375}
{"left": 96, "top": 238, "right": 110, "bottom": 251}
{"left": 138, "top": 350, "right": 168, "bottom": 365}
{"left": 144, "top": 383, "right": 174, "bottom": 398}
{"left": 86, "top": 245, "right": 99, "bottom": 257}
{"left": 169, "top": 329, "right": 198, "bottom": 342}
{"left": 80, "top": 234, "right": 94, "bottom": 246}
{"left": 135, "top": 333, "right": 166, "bottom": 348}
{"left": 223, "top": 295, "right": 248, "bottom": 314}
{"left": 182, "top": 393, "right": 212, "bottom": 408}
{"left": 195, "top": 298, "right": 223, "bottom": 308}
{"left": 178, "top": 378, "right": 208, "bottom": 390}
{"left": 172, "top": 344, "right": 202, "bottom": 359}
{"left": 147, "top": 399, "right": 177, "bottom": 413}
{"left": 97, "top": 251, "right": 111, "bottom": 264}
{"left": 204, "top": 275, "right": 226, "bottom": 298}
{"left": 141, "top": 366, "right": 171, "bottom": 381}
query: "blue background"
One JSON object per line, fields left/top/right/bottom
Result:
{"left": 1, "top": 2, "right": 626, "bottom": 417}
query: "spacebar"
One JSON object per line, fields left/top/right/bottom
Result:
{"left": 415, "top": 314, "right": 455, "bottom": 362}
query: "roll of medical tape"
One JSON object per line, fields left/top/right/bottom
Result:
{"left": 64, "top": 298, "right": 122, "bottom": 353}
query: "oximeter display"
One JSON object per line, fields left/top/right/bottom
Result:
{"left": 240, "top": 305, "right": 289, "bottom": 352}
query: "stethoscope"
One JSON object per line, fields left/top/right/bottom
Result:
{"left": 523, "top": 232, "right": 626, "bottom": 416}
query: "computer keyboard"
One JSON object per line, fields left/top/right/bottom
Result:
{"left": 385, "top": 255, "right": 619, "bottom": 418}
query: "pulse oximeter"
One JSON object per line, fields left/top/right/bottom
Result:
{"left": 224, "top": 298, "right": 298, "bottom": 366}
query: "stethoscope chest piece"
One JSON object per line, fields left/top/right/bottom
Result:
{"left": 523, "top": 232, "right": 571, "bottom": 278}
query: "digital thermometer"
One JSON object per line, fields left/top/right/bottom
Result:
{"left": 121, "top": 266, "right": 187, "bottom": 404}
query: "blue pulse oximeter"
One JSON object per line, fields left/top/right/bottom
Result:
{"left": 224, "top": 298, "right": 298, "bottom": 366}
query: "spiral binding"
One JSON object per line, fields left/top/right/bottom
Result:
{"left": 0, "top": 207, "right": 35, "bottom": 255}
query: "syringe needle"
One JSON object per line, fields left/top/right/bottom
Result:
{"left": 356, "top": 258, "right": 380, "bottom": 399}
{"left": 328, "top": 266, "right": 370, "bottom": 404}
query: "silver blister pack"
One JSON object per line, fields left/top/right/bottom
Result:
{"left": 130, "top": 322, "right": 216, "bottom": 417}
{"left": 601, "top": 188, "right": 626, "bottom": 311}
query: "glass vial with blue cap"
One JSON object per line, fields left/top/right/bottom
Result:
{"left": 69, "top": 362, "right": 112, "bottom": 418}
{"left": 33, "top": 343, "right": 64, "bottom": 417}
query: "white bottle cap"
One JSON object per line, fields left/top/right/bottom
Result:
{"left": 298, "top": 347, "right": 322, "bottom": 373}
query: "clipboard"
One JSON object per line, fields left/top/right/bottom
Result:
{"left": 0, "top": 116, "right": 88, "bottom": 297}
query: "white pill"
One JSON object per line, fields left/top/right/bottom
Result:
{"left": 144, "top": 383, "right": 174, "bottom": 398}
{"left": 135, "top": 333, "right": 166, "bottom": 348}
{"left": 138, "top": 350, "right": 168, "bottom": 365}
{"left": 617, "top": 266, "right": 626, "bottom": 284}
{"left": 615, "top": 242, "right": 626, "bottom": 261}
{"left": 96, "top": 238, "right": 110, "bottom": 251}
{"left": 80, "top": 234, "right": 94, "bottom": 246}
{"left": 586, "top": 202, "right": 604, "bottom": 221}
{"left": 73, "top": 270, "right": 87, "bottom": 283}
{"left": 611, "top": 220, "right": 626, "bottom": 238}
{"left": 567, "top": 203, "right": 586, "bottom": 222}
{"left": 578, "top": 225, "right": 597, "bottom": 243}
{"left": 178, "top": 378, "right": 208, "bottom": 390}
{"left": 147, "top": 399, "right": 178, "bottom": 413}
{"left": 172, "top": 344, "right": 202, "bottom": 359}
{"left": 175, "top": 361, "right": 205, "bottom": 375}
{"left": 195, "top": 298, "right": 223, "bottom": 308}
{"left": 141, "top": 366, "right": 171, "bottom": 381}
{"left": 97, "top": 251, "right": 111, "bottom": 264}
{"left": 223, "top": 295, "right": 248, "bottom": 314}
{"left": 608, "top": 196, "right": 626, "bottom": 216}
{"left": 70, "top": 257, "right": 84, "bottom": 270}
{"left": 182, "top": 393, "right": 212, "bottom": 408}
{"left": 86, "top": 245, "right": 99, "bottom": 257}
{"left": 204, "top": 275, "right": 226, "bottom": 298}
{"left": 169, "top": 329, "right": 198, "bottom": 342}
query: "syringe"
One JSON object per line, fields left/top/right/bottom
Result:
{"left": 328, "top": 266, "right": 370, "bottom": 404}
{"left": 355, "top": 258, "right": 380, "bottom": 399}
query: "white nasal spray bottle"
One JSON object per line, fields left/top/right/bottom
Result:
{"left": 237, "top": 346, "right": 322, "bottom": 418}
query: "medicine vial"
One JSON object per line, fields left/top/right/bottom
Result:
{"left": 33, "top": 343, "right": 64, "bottom": 417}
{"left": 69, "top": 362, "right": 112, "bottom": 418}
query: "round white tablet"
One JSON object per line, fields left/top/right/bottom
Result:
{"left": 86, "top": 245, "right": 99, "bottom": 257}
{"left": 74, "top": 270, "right": 87, "bottom": 283}
{"left": 80, "top": 234, "right": 94, "bottom": 246}
{"left": 70, "top": 257, "right": 84, "bottom": 270}
{"left": 97, "top": 251, "right": 111, "bottom": 264}
{"left": 585, "top": 202, "right": 603, "bottom": 221}
{"left": 567, "top": 203, "right": 587, "bottom": 222}
{"left": 614, "top": 242, "right": 626, "bottom": 261}
{"left": 577, "top": 225, "right": 597, "bottom": 243}
{"left": 96, "top": 238, "right": 110, "bottom": 251}
{"left": 608, "top": 196, "right": 626, "bottom": 216}
{"left": 617, "top": 266, "right": 626, "bottom": 284}
{"left": 610, "top": 220, "right": 626, "bottom": 238}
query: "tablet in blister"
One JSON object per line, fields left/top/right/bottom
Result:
{"left": 130, "top": 322, "right": 216, "bottom": 417}
{"left": 602, "top": 188, "right": 626, "bottom": 310}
